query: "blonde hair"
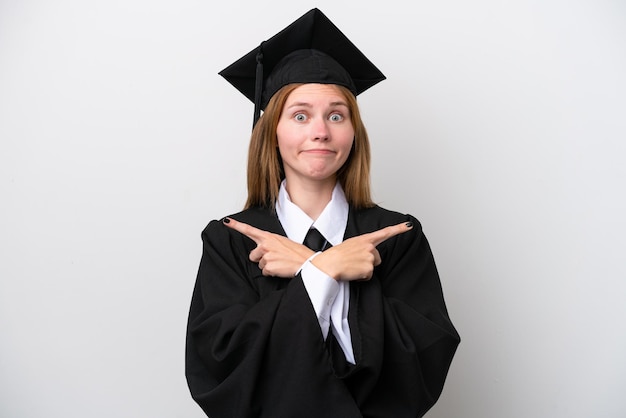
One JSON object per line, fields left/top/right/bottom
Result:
{"left": 244, "top": 84, "right": 374, "bottom": 209}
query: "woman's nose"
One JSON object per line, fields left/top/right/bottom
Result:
{"left": 311, "top": 118, "right": 330, "bottom": 141}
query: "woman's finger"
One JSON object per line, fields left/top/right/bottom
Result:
{"left": 367, "top": 222, "right": 413, "bottom": 247}
{"left": 222, "top": 217, "right": 266, "bottom": 243}
{"left": 249, "top": 247, "right": 263, "bottom": 263}
{"left": 373, "top": 248, "right": 382, "bottom": 266}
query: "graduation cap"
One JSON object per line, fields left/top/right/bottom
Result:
{"left": 219, "top": 8, "right": 386, "bottom": 127}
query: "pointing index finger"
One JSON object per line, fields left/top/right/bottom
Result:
{"left": 222, "top": 217, "right": 265, "bottom": 243}
{"left": 368, "top": 222, "right": 414, "bottom": 246}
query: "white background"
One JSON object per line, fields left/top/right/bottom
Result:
{"left": 1, "top": 1, "right": 625, "bottom": 417}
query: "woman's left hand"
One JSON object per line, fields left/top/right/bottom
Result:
{"left": 222, "top": 217, "right": 314, "bottom": 277}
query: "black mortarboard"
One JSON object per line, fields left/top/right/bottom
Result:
{"left": 219, "top": 8, "right": 386, "bottom": 127}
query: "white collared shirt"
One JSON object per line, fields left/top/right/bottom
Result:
{"left": 276, "top": 180, "right": 355, "bottom": 364}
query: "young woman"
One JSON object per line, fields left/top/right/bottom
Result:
{"left": 186, "top": 9, "right": 460, "bottom": 418}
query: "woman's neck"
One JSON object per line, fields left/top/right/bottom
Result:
{"left": 284, "top": 177, "right": 336, "bottom": 220}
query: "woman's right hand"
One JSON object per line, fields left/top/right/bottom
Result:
{"left": 311, "top": 222, "right": 413, "bottom": 281}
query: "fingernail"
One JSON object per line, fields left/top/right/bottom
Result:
{"left": 222, "top": 217, "right": 231, "bottom": 224}
{"left": 405, "top": 222, "right": 413, "bottom": 228}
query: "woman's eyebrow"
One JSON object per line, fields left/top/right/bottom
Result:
{"left": 285, "top": 101, "right": 313, "bottom": 109}
{"left": 285, "top": 100, "right": 348, "bottom": 109}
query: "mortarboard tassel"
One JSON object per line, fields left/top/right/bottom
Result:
{"left": 252, "top": 42, "right": 265, "bottom": 128}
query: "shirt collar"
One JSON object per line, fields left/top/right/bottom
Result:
{"left": 276, "top": 180, "right": 349, "bottom": 246}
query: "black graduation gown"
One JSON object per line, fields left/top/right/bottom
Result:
{"left": 186, "top": 205, "right": 460, "bottom": 418}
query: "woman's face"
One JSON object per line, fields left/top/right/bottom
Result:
{"left": 276, "top": 84, "right": 355, "bottom": 185}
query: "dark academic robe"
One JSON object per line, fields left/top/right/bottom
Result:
{"left": 186, "top": 205, "right": 460, "bottom": 418}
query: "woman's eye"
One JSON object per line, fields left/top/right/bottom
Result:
{"left": 329, "top": 113, "right": 343, "bottom": 122}
{"left": 294, "top": 113, "right": 307, "bottom": 122}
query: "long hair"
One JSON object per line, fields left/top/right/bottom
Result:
{"left": 244, "top": 84, "right": 374, "bottom": 209}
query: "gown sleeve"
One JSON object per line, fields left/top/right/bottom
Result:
{"left": 340, "top": 210, "right": 461, "bottom": 418}
{"left": 185, "top": 216, "right": 363, "bottom": 418}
